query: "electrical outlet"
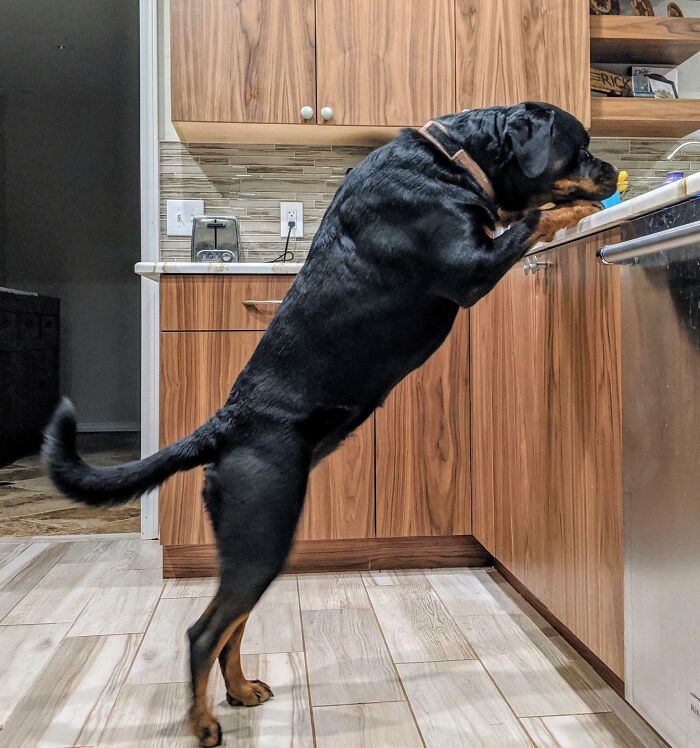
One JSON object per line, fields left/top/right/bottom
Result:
{"left": 166, "top": 199, "right": 204, "bottom": 236}
{"left": 280, "top": 201, "right": 303, "bottom": 238}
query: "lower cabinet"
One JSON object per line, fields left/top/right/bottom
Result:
{"left": 159, "top": 275, "right": 474, "bottom": 571}
{"left": 470, "top": 230, "right": 624, "bottom": 678}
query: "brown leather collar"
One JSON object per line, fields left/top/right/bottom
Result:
{"left": 418, "top": 120, "right": 496, "bottom": 203}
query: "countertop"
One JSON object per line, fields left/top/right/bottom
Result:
{"left": 136, "top": 171, "right": 700, "bottom": 279}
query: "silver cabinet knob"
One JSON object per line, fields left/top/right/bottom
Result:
{"left": 523, "top": 255, "right": 550, "bottom": 275}
{"left": 300, "top": 105, "right": 314, "bottom": 121}
{"left": 320, "top": 106, "right": 334, "bottom": 121}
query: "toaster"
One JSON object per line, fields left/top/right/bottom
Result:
{"left": 191, "top": 215, "right": 240, "bottom": 263}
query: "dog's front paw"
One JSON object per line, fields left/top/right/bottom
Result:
{"left": 528, "top": 201, "right": 602, "bottom": 246}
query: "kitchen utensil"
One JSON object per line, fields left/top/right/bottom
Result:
{"left": 191, "top": 215, "right": 240, "bottom": 263}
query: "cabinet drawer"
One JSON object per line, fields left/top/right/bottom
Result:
{"left": 160, "top": 275, "right": 295, "bottom": 331}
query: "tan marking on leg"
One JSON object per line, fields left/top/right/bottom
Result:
{"left": 220, "top": 615, "right": 274, "bottom": 707}
{"left": 189, "top": 612, "right": 249, "bottom": 747}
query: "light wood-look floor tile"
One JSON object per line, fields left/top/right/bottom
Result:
{"left": 57, "top": 537, "right": 162, "bottom": 570}
{"left": 217, "top": 653, "right": 313, "bottom": 747}
{"left": 242, "top": 576, "right": 303, "bottom": 654}
{"left": 0, "top": 542, "right": 66, "bottom": 620}
{"left": 313, "top": 702, "right": 423, "bottom": 748}
{"left": 361, "top": 570, "right": 432, "bottom": 587}
{"left": 426, "top": 568, "right": 522, "bottom": 617}
{"left": 97, "top": 683, "right": 191, "bottom": 747}
{"left": 0, "top": 622, "right": 70, "bottom": 726}
{"left": 458, "top": 614, "right": 610, "bottom": 717}
{"left": 0, "top": 633, "right": 141, "bottom": 747}
{"left": 367, "top": 585, "right": 476, "bottom": 663}
{"left": 162, "top": 576, "right": 219, "bottom": 598}
{"left": 398, "top": 660, "right": 532, "bottom": 747}
{"left": 68, "top": 567, "right": 163, "bottom": 636}
{"left": 521, "top": 713, "right": 653, "bottom": 747}
{"left": 2, "top": 561, "right": 111, "bottom": 625}
{"left": 302, "top": 607, "right": 404, "bottom": 706}
{"left": 298, "top": 572, "right": 370, "bottom": 610}
{"left": 128, "top": 596, "right": 211, "bottom": 684}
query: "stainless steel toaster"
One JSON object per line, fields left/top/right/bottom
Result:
{"left": 191, "top": 215, "right": 240, "bottom": 263}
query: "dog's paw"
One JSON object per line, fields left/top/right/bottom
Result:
{"left": 226, "top": 679, "right": 274, "bottom": 707}
{"left": 191, "top": 717, "right": 222, "bottom": 748}
{"left": 529, "top": 201, "right": 602, "bottom": 245}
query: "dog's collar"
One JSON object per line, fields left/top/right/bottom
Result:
{"left": 417, "top": 120, "right": 496, "bottom": 203}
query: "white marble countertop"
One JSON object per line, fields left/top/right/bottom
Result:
{"left": 136, "top": 172, "right": 700, "bottom": 279}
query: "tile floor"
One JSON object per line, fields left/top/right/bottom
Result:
{"left": 0, "top": 535, "right": 667, "bottom": 747}
{"left": 0, "top": 433, "right": 140, "bottom": 536}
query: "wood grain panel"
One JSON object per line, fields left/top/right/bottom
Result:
{"left": 456, "top": 0, "right": 590, "bottom": 126}
{"left": 590, "top": 15, "right": 700, "bottom": 66}
{"left": 160, "top": 330, "right": 374, "bottom": 546}
{"left": 590, "top": 98, "right": 700, "bottom": 138}
{"left": 376, "top": 310, "right": 470, "bottom": 537}
{"left": 160, "top": 275, "right": 294, "bottom": 331}
{"left": 170, "top": 0, "right": 316, "bottom": 124}
{"left": 162, "top": 536, "right": 492, "bottom": 578}
{"left": 315, "top": 0, "right": 455, "bottom": 126}
{"left": 470, "top": 230, "right": 623, "bottom": 677}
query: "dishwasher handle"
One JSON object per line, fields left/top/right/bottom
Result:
{"left": 599, "top": 219, "right": 700, "bottom": 265}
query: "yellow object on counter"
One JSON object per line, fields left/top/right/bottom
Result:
{"left": 618, "top": 169, "right": 629, "bottom": 195}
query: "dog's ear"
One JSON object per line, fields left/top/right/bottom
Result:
{"left": 506, "top": 105, "right": 556, "bottom": 179}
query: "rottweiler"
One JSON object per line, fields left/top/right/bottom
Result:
{"left": 43, "top": 102, "right": 617, "bottom": 746}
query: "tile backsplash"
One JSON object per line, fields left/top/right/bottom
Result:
{"left": 160, "top": 137, "right": 700, "bottom": 262}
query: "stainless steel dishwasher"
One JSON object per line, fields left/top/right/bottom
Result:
{"left": 600, "top": 198, "right": 700, "bottom": 748}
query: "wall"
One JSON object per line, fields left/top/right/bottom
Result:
{"left": 159, "top": 137, "right": 700, "bottom": 262}
{"left": 1, "top": 1, "right": 141, "bottom": 430}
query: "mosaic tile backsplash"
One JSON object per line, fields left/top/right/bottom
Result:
{"left": 160, "top": 137, "right": 700, "bottom": 262}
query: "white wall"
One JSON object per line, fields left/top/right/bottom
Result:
{"left": 1, "top": 1, "right": 141, "bottom": 429}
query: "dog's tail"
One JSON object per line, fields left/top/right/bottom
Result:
{"left": 42, "top": 398, "right": 219, "bottom": 506}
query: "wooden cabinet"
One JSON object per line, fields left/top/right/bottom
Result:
{"left": 170, "top": 0, "right": 316, "bottom": 124}
{"left": 455, "top": 0, "right": 590, "bottom": 125}
{"left": 315, "top": 0, "right": 455, "bottom": 126}
{"left": 170, "top": 0, "right": 591, "bottom": 144}
{"left": 159, "top": 276, "right": 374, "bottom": 548}
{"left": 376, "top": 310, "right": 470, "bottom": 537}
{"left": 470, "top": 230, "right": 623, "bottom": 677}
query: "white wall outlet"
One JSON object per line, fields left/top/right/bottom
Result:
{"left": 166, "top": 199, "right": 204, "bottom": 236}
{"left": 280, "top": 201, "right": 303, "bottom": 238}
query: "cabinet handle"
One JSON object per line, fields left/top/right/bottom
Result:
{"left": 242, "top": 299, "right": 285, "bottom": 306}
{"left": 300, "top": 105, "right": 314, "bottom": 121}
{"left": 320, "top": 106, "right": 334, "bottom": 121}
{"left": 599, "top": 219, "right": 700, "bottom": 265}
{"left": 523, "top": 255, "right": 550, "bottom": 275}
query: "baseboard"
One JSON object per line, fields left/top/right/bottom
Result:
{"left": 494, "top": 559, "right": 625, "bottom": 698}
{"left": 77, "top": 422, "right": 141, "bottom": 433}
{"left": 163, "top": 534, "right": 492, "bottom": 579}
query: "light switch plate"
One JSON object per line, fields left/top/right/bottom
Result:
{"left": 166, "top": 199, "right": 204, "bottom": 236}
{"left": 280, "top": 201, "right": 303, "bottom": 238}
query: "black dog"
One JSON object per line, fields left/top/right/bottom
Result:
{"left": 43, "top": 102, "right": 617, "bottom": 746}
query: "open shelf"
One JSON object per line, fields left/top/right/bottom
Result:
{"left": 590, "top": 97, "right": 700, "bottom": 137}
{"left": 591, "top": 15, "right": 700, "bottom": 66}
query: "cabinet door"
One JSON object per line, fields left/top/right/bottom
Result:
{"left": 470, "top": 234, "right": 623, "bottom": 677}
{"left": 316, "top": 0, "right": 455, "bottom": 126}
{"left": 470, "top": 263, "right": 550, "bottom": 591}
{"left": 170, "top": 0, "right": 316, "bottom": 124}
{"left": 160, "top": 332, "right": 374, "bottom": 546}
{"left": 456, "top": 0, "right": 590, "bottom": 126}
{"left": 376, "top": 310, "right": 470, "bottom": 537}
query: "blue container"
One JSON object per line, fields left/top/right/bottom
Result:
{"left": 662, "top": 171, "right": 684, "bottom": 186}
{"left": 601, "top": 191, "right": 621, "bottom": 209}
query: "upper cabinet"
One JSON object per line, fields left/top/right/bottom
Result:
{"left": 170, "top": 0, "right": 591, "bottom": 143}
{"left": 315, "top": 0, "right": 455, "bottom": 126}
{"left": 455, "top": 0, "right": 590, "bottom": 127}
{"left": 170, "top": 0, "right": 316, "bottom": 124}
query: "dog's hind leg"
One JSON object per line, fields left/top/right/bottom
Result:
{"left": 186, "top": 433, "right": 309, "bottom": 747}
{"left": 218, "top": 615, "right": 274, "bottom": 706}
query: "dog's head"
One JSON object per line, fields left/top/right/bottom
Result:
{"left": 441, "top": 102, "right": 618, "bottom": 213}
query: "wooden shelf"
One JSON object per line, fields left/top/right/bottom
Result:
{"left": 591, "top": 16, "right": 700, "bottom": 65}
{"left": 590, "top": 98, "right": 700, "bottom": 137}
